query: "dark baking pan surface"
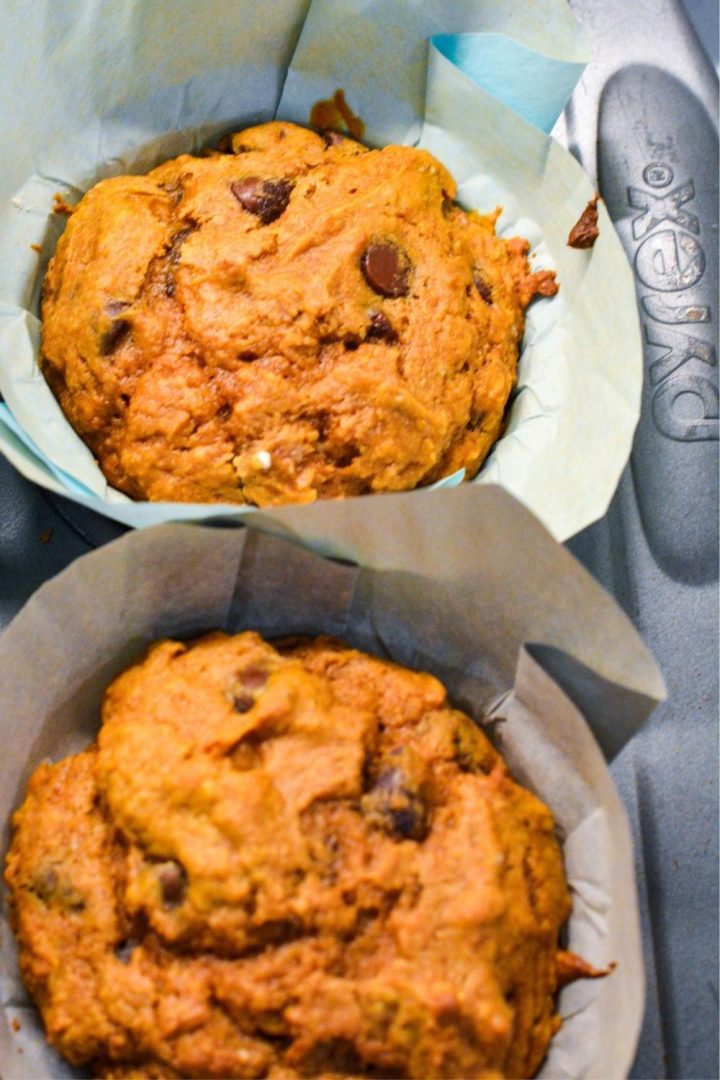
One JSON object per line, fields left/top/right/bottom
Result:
{"left": 563, "top": 1, "right": 718, "bottom": 1075}
{"left": 1, "top": 1, "right": 718, "bottom": 1076}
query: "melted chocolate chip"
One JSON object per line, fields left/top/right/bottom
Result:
{"left": 115, "top": 938, "right": 138, "bottom": 964}
{"left": 163, "top": 222, "right": 199, "bottom": 298}
{"left": 371, "top": 768, "right": 427, "bottom": 841}
{"left": 367, "top": 310, "right": 398, "bottom": 343}
{"left": 361, "top": 242, "right": 411, "bottom": 298}
{"left": 216, "top": 402, "right": 232, "bottom": 421}
{"left": 156, "top": 861, "right": 187, "bottom": 907}
{"left": 231, "top": 178, "right": 261, "bottom": 209}
{"left": 239, "top": 666, "right": 268, "bottom": 691}
{"left": 101, "top": 318, "right": 131, "bottom": 355}
{"left": 226, "top": 666, "right": 267, "bottom": 714}
{"left": 473, "top": 270, "right": 494, "bottom": 305}
{"left": 167, "top": 223, "right": 198, "bottom": 265}
{"left": 231, "top": 177, "right": 294, "bottom": 224}
{"left": 232, "top": 691, "right": 254, "bottom": 714}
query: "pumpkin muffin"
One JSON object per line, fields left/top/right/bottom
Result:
{"left": 5, "top": 632, "right": 587, "bottom": 1079}
{"left": 40, "top": 121, "right": 557, "bottom": 505}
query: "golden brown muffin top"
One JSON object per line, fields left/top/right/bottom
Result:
{"left": 5, "top": 632, "right": 576, "bottom": 1079}
{"left": 41, "top": 122, "right": 556, "bottom": 506}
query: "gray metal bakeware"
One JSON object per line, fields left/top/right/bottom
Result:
{"left": 1, "top": 1, "right": 717, "bottom": 1075}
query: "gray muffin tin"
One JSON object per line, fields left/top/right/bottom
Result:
{"left": 0, "top": 1, "right": 717, "bottom": 1075}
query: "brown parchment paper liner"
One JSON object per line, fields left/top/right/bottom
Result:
{"left": 0, "top": 487, "right": 664, "bottom": 1079}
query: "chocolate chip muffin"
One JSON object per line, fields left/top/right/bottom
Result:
{"left": 40, "top": 121, "right": 557, "bottom": 505}
{"left": 5, "top": 632, "right": 589, "bottom": 1079}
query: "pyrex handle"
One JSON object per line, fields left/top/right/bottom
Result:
{"left": 565, "top": 0, "right": 719, "bottom": 584}
{"left": 598, "top": 63, "right": 718, "bottom": 582}
{"left": 563, "top": 6, "right": 720, "bottom": 1078}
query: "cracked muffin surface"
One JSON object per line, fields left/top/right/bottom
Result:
{"left": 40, "top": 121, "right": 557, "bottom": 505}
{"left": 5, "top": 632, "right": 577, "bottom": 1079}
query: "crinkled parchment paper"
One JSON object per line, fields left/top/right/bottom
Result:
{"left": 0, "top": 0, "right": 641, "bottom": 544}
{"left": 0, "top": 487, "right": 664, "bottom": 1078}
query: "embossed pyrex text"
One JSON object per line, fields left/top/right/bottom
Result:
{"left": 629, "top": 163, "right": 718, "bottom": 441}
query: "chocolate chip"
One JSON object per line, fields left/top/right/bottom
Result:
{"left": 100, "top": 318, "right": 131, "bottom": 355}
{"left": 156, "top": 861, "right": 187, "bottom": 907}
{"left": 239, "top": 666, "right": 268, "bottom": 691}
{"left": 366, "top": 310, "right": 398, "bottom": 343}
{"left": 216, "top": 402, "right": 232, "bottom": 421}
{"left": 232, "top": 691, "right": 254, "bottom": 714}
{"left": 231, "top": 177, "right": 265, "bottom": 213}
{"left": 473, "top": 270, "right": 494, "bottom": 305}
{"left": 226, "top": 666, "right": 267, "bottom": 714}
{"left": 361, "top": 242, "right": 411, "bottom": 298}
{"left": 167, "top": 223, "right": 198, "bottom": 265}
{"left": 370, "top": 768, "right": 427, "bottom": 841}
{"left": 163, "top": 222, "right": 199, "bottom": 297}
{"left": 115, "top": 938, "right": 138, "bottom": 964}
{"left": 231, "top": 177, "right": 294, "bottom": 224}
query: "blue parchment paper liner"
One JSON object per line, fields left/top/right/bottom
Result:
{"left": 0, "top": 487, "right": 662, "bottom": 1078}
{"left": 0, "top": 0, "right": 642, "bottom": 543}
